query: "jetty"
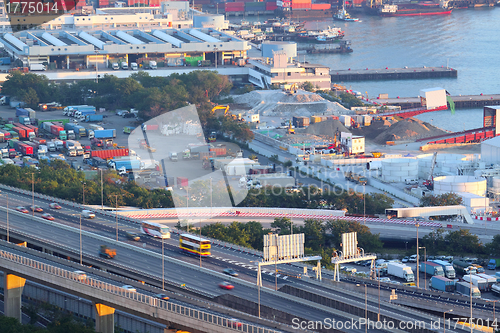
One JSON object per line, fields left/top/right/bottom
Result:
{"left": 375, "top": 94, "right": 500, "bottom": 109}
{"left": 330, "top": 66, "right": 457, "bottom": 81}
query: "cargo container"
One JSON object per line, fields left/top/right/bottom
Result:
{"left": 430, "top": 276, "right": 455, "bottom": 292}
{"left": 91, "top": 149, "right": 129, "bottom": 160}
{"left": 13, "top": 127, "right": 28, "bottom": 140}
{"left": 37, "top": 119, "right": 70, "bottom": 127}
{"left": 94, "top": 129, "right": 116, "bottom": 139}
{"left": 31, "top": 137, "right": 47, "bottom": 147}
{"left": 475, "top": 273, "right": 496, "bottom": 290}
{"left": 387, "top": 262, "right": 414, "bottom": 282}
{"left": 18, "top": 116, "right": 30, "bottom": 125}
{"left": 266, "top": 2, "right": 277, "bottom": 10}
{"left": 142, "top": 124, "right": 159, "bottom": 131}
{"left": 493, "top": 283, "right": 500, "bottom": 295}
{"left": 24, "top": 125, "right": 38, "bottom": 136}
{"left": 16, "top": 108, "right": 29, "bottom": 117}
{"left": 311, "top": 3, "right": 330, "bottom": 9}
{"left": 19, "top": 143, "right": 34, "bottom": 156}
{"left": 108, "top": 158, "right": 141, "bottom": 171}
{"left": 463, "top": 274, "right": 488, "bottom": 291}
{"left": 455, "top": 281, "right": 481, "bottom": 298}
{"left": 85, "top": 114, "right": 104, "bottom": 122}
{"left": 419, "top": 261, "right": 444, "bottom": 277}
{"left": 453, "top": 260, "right": 476, "bottom": 275}
{"left": 292, "top": 116, "right": 310, "bottom": 128}
{"left": 339, "top": 115, "right": 352, "bottom": 128}
{"left": 210, "top": 147, "right": 227, "bottom": 156}
{"left": 50, "top": 124, "right": 64, "bottom": 136}
{"left": 177, "top": 177, "right": 188, "bottom": 187}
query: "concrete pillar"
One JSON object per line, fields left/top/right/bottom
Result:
{"left": 4, "top": 274, "right": 26, "bottom": 322}
{"left": 94, "top": 303, "right": 115, "bottom": 333}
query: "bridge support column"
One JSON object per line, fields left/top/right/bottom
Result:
{"left": 94, "top": 303, "right": 115, "bottom": 333}
{"left": 4, "top": 274, "right": 26, "bottom": 322}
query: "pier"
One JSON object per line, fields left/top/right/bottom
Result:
{"left": 375, "top": 94, "right": 500, "bottom": 109}
{"left": 330, "top": 66, "right": 457, "bottom": 81}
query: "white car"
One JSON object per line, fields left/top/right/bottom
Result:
{"left": 121, "top": 285, "right": 136, "bottom": 292}
{"left": 402, "top": 257, "right": 409, "bottom": 263}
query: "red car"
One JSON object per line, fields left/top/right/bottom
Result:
{"left": 30, "top": 205, "right": 43, "bottom": 213}
{"left": 41, "top": 213, "right": 55, "bottom": 221}
{"left": 219, "top": 281, "right": 234, "bottom": 290}
{"left": 15, "top": 206, "right": 29, "bottom": 214}
{"left": 228, "top": 319, "right": 243, "bottom": 328}
{"left": 49, "top": 203, "right": 62, "bottom": 209}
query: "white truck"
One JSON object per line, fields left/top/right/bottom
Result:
{"left": 387, "top": 262, "right": 414, "bottom": 282}
{"left": 121, "top": 62, "right": 128, "bottom": 70}
{"left": 169, "top": 152, "right": 178, "bottom": 161}
{"left": 463, "top": 274, "right": 488, "bottom": 291}
{"left": 130, "top": 62, "right": 138, "bottom": 70}
{"left": 149, "top": 60, "right": 157, "bottom": 69}
{"left": 112, "top": 63, "right": 119, "bottom": 70}
{"left": 30, "top": 64, "right": 46, "bottom": 71}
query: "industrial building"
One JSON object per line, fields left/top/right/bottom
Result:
{"left": 0, "top": 27, "right": 248, "bottom": 70}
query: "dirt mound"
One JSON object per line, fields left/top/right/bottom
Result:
{"left": 351, "top": 119, "right": 392, "bottom": 140}
{"left": 304, "top": 119, "right": 351, "bottom": 139}
{"left": 373, "top": 118, "right": 447, "bottom": 144}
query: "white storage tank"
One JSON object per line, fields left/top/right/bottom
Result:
{"left": 261, "top": 41, "right": 297, "bottom": 59}
{"left": 492, "top": 176, "right": 500, "bottom": 191}
{"left": 433, "top": 176, "right": 487, "bottom": 196}
{"left": 381, "top": 158, "right": 418, "bottom": 183}
{"left": 193, "top": 14, "right": 227, "bottom": 30}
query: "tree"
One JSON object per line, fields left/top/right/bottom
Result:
{"left": 271, "top": 217, "right": 292, "bottom": 235}
{"left": 486, "top": 234, "right": 500, "bottom": 256}
{"left": 325, "top": 219, "right": 383, "bottom": 253}
{"left": 421, "top": 228, "right": 447, "bottom": 254}
{"left": 300, "top": 81, "right": 314, "bottom": 92}
{"left": 420, "top": 192, "right": 463, "bottom": 207}
{"left": 445, "top": 229, "right": 483, "bottom": 256}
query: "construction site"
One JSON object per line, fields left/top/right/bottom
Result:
{"left": 226, "top": 87, "right": 500, "bottom": 219}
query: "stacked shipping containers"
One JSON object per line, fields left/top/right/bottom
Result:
{"left": 292, "top": 116, "right": 310, "bottom": 128}
{"left": 225, "top": 2, "right": 245, "bottom": 11}
{"left": 291, "top": 0, "right": 311, "bottom": 10}
{"left": 245, "top": 1, "right": 266, "bottom": 10}
{"left": 266, "top": 1, "right": 277, "bottom": 10}
{"left": 311, "top": 3, "right": 330, "bottom": 9}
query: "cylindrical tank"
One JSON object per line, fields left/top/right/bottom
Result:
{"left": 493, "top": 177, "right": 500, "bottom": 190}
{"left": 433, "top": 176, "right": 487, "bottom": 196}
{"left": 261, "top": 41, "right": 297, "bottom": 59}
{"left": 193, "top": 14, "right": 226, "bottom": 30}
{"left": 381, "top": 158, "right": 418, "bottom": 182}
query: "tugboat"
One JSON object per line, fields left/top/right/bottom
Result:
{"left": 334, "top": 0, "right": 360, "bottom": 21}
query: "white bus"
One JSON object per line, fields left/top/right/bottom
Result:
{"left": 141, "top": 221, "right": 171, "bottom": 239}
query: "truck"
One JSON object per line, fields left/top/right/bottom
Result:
{"left": 472, "top": 264, "right": 485, "bottom": 273}
{"left": 493, "top": 283, "right": 500, "bottom": 295}
{"left": 52, "top": 139, "right": 64, "bottom": 151}
{"left": 487, "top": 258, "right": 500, "bottom": 270}
{"left": 85, "top": 156, "right": 107, "bottom": 168}
{"left": 419, "top": 261, "right": 444, "bottom": 277}
{"left": 99, "top": 245, "right": 116, "bottom": 259}
{"left": 112, "top": 63, "right": 119, "bottom": 70}
{"left": 169, "top": 152, "right": 178, "bottom": 161}
{"left": 142, "top": 124, "right": 159, "bottom": 131}
{"left": 89, "top": 124, "right": 104, "bottom": 131}
{"left": 39, "top": 102, "right": 63, "bottom": 111}
{"left": 463, "top": 274, "right": 488, "bottom": 291}
{"left": 29, "top": 64, "right": 46, "bottom": 71}
{"left": 455, "top": 281, "right": 481, "bottom": 298}
{"left": 67, "top": 130, "right": 76, "bottom": 140}
{"left": 47, "top": 142, "right": 56, "bottom": 152}
{"left": 91, "top": 149, "right": 129, "bottom": 160}
{"left": 386, "top": 262, "right": 414, "bottom": 282}
{"left": 85, "top": 114, "right": 104, "bottom": 122}
{"left": 475, "top": 273, "right": 496, "bottom": 290}
{"left": 121, "top": 62, "right": 128, "bottom": 70}
{"left": 36, "top": 145, "right": 47, "bottom": 159}
{"left": 63, "top": 105, "right": 88, "bottom": 116}
{"left": 344, "top": 171, "right": 368, "bottom": 185}
{"left": 453, "top": 260, "right": 476, "bottom": 275}
{"left": 130, "top": 62, "right": 138, "bottom": 70}
{"left": 430, "top": 276, "right": 455, "bottom": 292}
{"left": 149, "top": 60, "right": 157, "bottom": 69}
{"left": 94, "top": 129, "right": 116, "bottom": 139}
{"left": 108, "top": 158, "right": 141, "bottom": 171}
{"left": 123, "top": 126, "right": 133, "bottom": 134}
{"left": 0, "top": 57, "right": 11, "bottom": 65}
{"left": 18, "top": 116, "right": 30, "bottom": 125}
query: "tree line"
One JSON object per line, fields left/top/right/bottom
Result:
{"left": 1, "top": 70, "right": 253, "bottom": 142}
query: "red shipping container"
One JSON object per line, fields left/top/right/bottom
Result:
{"left": 91, "top": 148, "right": 130, "bottom": 159}
{"left": 149, "top": 0, "right": 161, "bottom": 6}
{"left": 177, "top": 177, "right": 188, "bottom": 187}
{"left": 291, "top": 3, "right": 311, "bottom": 8}
{"left": 13, "top": 127, "right": 28, "bottom": 139}
{"left": 20, "top": 143, "right": 33, "bottom": 156}
{"left": 209, "top": 147, "right": 226, "bottom": 156}
{"left": 50, "top": 125, "right": 64, "bottom": 136}
{"left": 311, "top": 3, "right": 330, "bottom": 9}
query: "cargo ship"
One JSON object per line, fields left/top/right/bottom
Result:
{"left": 378, "top": 1, "right": 452, "bottom": 16}
{"left": 277, "top": 0, "right": 335, "bottom": 19}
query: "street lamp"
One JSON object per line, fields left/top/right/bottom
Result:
{"left": 101, "top": 169, "right": 103, "bottom": 210}
{"left": 79, "top": 214, "right": 82, "bottom": 265}
{"left": 162, "top": 236, "right": 165, "bottom": 290}
{"left": 415, "top": 221, "right": 420, "bottom": 289}
{"left": 377, "top": 268, "right": 381, "bottom": 321}
{"left": 31, "top": 172, "right": 34, "bottom": 216}
{"left": 486, "top": 300, "right": 498, "bottom": 321}
{"left": 115, "top": 194, "right": 118, "bottom": 241}
{"left": 443, "top": 309, "right": 452, "bottom": 333}
{"left": 363, "top": 183, "right": 366, "bottom": 225}
{"left": 419, "top": 246, "right": 426, "bottom": 289}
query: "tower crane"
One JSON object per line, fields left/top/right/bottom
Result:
{"left": 423, "top": 152, "right": 437, "bottom": 190}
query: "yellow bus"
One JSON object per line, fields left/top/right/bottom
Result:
{"left": 179, "top": 233, "right": 211, "bottom": 256}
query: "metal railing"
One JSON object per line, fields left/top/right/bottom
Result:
{"left": 0, "top": 249, "right": 282, "bottom": 333}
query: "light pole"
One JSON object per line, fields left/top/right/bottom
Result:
{"left": 95, "top": 50, "right": 99, "bottom": 83}
{"left": 31, "top": 172, "right": 34, "bottom": 216}
{"left": 210, "top": 177, "right": 212, "bottom": 216}
{"left": 419, "top": 246, "right": 426, "bottom": 289}
{"left": 363, "top": 183, "right": 366, "bottom": 225}
{"left": 82, "top": 182, "right": 86, "bottom": 205}
{"left": 101, "top": 169, "right": 103, "bottom": 210}
{"left": 377, "top": 268, "right": 381, "bottom": 321}
{"left": 115, "top": 194, "right": 118, "bottom": 241}
{"left": 486, "top": 300, "right": 497, "bottom": 321}
{"left": 6, "top": 192, "right": 9, "bottom": 242}
{"left": 443, "top": 309, "right": 452, "bottom": 333}
{"left": 415, "top": 221, "right": 420, "bottom": 289}
{"left": 79, "top": 214, "right": 82, "bottom": 265}
{"left": 214, "top": 48, "right": 218, "bottom": 68}
{"left": 470, "top": 276, "right": 473, "bottom": 333}
{"left": 162, "top": 237, "right": 165, "bottom": 290}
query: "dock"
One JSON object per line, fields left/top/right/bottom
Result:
{"left": 330, "top": 66, "right": 457, "bottom": 81}
{"left": 375, "top": 94, "right": 500, "bottom": 109}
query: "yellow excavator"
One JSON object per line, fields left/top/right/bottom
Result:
{"left": 211, "top": 105, "right": 230, "bottom": 117}
{"left": 287, "top": 121, "right": 295, "bottom": 134}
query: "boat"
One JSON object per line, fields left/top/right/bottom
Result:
{"left": 334, "top": 0, "right": 360, "bottom": 21}
{"left": 295, "top": 26, "right": 345, "bottom": 43}
{"left": 378, "top": 1, "right": 452, "bottom": 16}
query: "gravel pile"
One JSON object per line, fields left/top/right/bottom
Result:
{"left": 373, "top": 118, "right": 447, "bottom": 144}
{"left": 304, "top": 119, "right": 351, "bottom": 140}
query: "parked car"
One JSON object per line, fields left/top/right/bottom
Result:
{"left": 402, "top": 257, "right": 409, "bottom": 263}
{"left": 427, "top": 255, "right": 435, "bottom": 260}
{"left": 15, "top": 206, "right": 29, "bottom": 214}
{"left": 223, "top": 268, "right": 238, "bottom": 277}
{"left": 445, "top": 256, "right": 454, "bottom": 262}
{"left": 49, "top": 203, "right": 62, "bottom": 209}
{"left": 41, "top": 213, "right": 55, "bottom": 220}
{"left": 219, "top": 281, "right": 234, "bottom": 290}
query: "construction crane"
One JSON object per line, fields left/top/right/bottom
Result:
{"left": 423, "top": 152, "right": 437, "bottom": 190}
